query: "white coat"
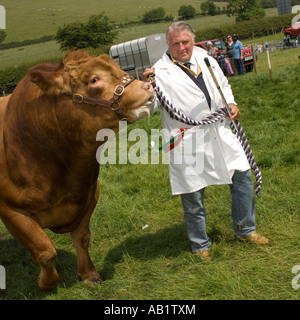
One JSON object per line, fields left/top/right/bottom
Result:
{"left": 151, "top": 46, "right": 250, "bottom": 195}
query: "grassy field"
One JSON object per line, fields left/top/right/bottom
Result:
{"left": 0, "top": 2, "right": 278, "bottom": 70}
{"left": 0, "top": 13, "right": 238, "bottom": 70}
{"left": 0, "top": 0, "right": 300, "bottom": 302}
{"left": 0, "top": 0, "right": 231, "bottom": 42}
{"left": 0, "top": 47, "right": 300, "bottom": 300}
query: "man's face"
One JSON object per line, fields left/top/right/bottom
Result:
{"left": 168, "top": 29, "right": 194, "bottom": 63}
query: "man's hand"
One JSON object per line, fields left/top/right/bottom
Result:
{"left": 142, "top": 67, "right": 155, "bottom": 83}
{"left": 226, "top": 104, "right": 241, "bottom": 120}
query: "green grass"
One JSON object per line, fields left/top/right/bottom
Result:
{"left": 1, "top": 57, "right": 300, "bottom": 300}
{"left": 0, "top": 0, "right": 299, "bottom": 301}
{"left": 0, "top": 13, "right": 238, "bottom": 71}
{"left": 0, "top": 2, "right": 278, "bottom": 70}
{"left": 0, "top": 41, "right": 62, "bottom": 70}
{"left": 0, "top": 0, "right": 232, "bottom": 42}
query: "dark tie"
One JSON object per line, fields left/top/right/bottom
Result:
{"left": 167, "top": 54, "right": 211, "bottom": 109}
{"left": 184, "top": 62, "right": 191, "bottom": 69}
{"left": 182, "top": 63, "right": 211, "bottom": 109}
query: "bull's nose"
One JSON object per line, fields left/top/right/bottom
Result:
{"left": 142, "top": 82, "right": 152, "bottom": 91}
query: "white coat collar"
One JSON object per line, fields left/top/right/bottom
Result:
{"left": 159, "top": 47, "right": 216, "bottom": 109}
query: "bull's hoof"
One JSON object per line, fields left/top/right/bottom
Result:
{"left": 81, "top": 272, "right": 104, "bottom": 288}
{"left": 82, "top": 278, "right": 103, "bottom": 288}
{"left": 37, "top": 268, "right": 59, "bottom": 291}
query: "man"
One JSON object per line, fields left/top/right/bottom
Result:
{"left": 143, "top": 22, "right": 269, "bottom": 260}
{"left": 232, "top": 34, "right": 246, "bottom": 75}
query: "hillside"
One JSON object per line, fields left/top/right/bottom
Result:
{"left": 0, "top": 1, "right": 278, "bottom": 71}
{"left": 0, "top": 0, "right": 230, "bottom": 42}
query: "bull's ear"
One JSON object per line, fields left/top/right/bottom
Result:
{"left": 29, "top": 69, "right": 68, "bottom": 95}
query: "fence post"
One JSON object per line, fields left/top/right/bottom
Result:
{"left": 251, "top": 45, "right": 257, "bottom": 73}
{"left": 266, "top": 44, "right": 272, "bottom": 80}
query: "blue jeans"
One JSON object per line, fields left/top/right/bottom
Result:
{"left": 234, "top": 59, "right": 246, "bottom": 75}
{"left": 180, "top": 170, "right": 256, "bottom": 252}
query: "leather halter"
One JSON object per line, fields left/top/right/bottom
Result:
{"left": 64, "top": 74, "right": 135, "bottom": 120}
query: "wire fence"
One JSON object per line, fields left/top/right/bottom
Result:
{"left": 247, "top": 38, "right": 300, "bottom": 54}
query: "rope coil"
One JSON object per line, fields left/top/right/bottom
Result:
{"left": 154, "top": 85, "right": 262, "bottom": 196}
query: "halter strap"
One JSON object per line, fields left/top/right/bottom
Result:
{"left": 64, "top": 74, "right": 135, "bottom": 120}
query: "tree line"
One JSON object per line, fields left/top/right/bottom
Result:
{"left": 143, "top": 0, "right": 271, "bottom": 23}
{"left": 54, "top": 0, "right": 272, "bottom": 51}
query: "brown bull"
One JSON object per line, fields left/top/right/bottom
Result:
{"left": 0, "top": 50, "right": 154, "bottom": 291}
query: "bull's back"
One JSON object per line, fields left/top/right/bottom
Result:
{"left": 0, "top": 95, "right": 11, "bottom": 128}
{"left": 0, "top": 95, "right": 10, "bottom": 169}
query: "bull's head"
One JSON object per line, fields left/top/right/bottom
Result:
{"left": 29, "top": 50, "right": 154, "bottom": 124}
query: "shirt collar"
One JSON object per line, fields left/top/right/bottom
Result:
{"left": 169, "top": 53, "right": 196, "bottom": 67}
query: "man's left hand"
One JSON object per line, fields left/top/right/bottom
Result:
{"left": 226, "top": 104, "right": 241, "bottom": 120}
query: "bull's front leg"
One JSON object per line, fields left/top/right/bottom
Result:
{"left": 0, "top": 206, "right": 59, "bottom": 291}
{"left": 70, "top": 184, "right": 102, "bottom": 286}
{"left": 70, "top": 218, "right": 102, "bottom": 285}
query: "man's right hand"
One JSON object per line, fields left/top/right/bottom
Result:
{"left": 142, "top": 68, "right": 155, "bottom": 83}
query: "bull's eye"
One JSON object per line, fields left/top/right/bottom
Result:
{"left": 91, "top": 77, "right": 99, "bottom": 84}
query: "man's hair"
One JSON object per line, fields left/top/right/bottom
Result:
{"left": 166, "top": 21, "right": 195, "bottom": 44}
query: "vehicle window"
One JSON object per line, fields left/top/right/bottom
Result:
{"left": 212, "top": 40, "right": 225, "bottom": 49}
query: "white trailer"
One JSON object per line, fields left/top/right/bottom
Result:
{"left": 109, "top": 33, "right": 167, "bottom": 79}
{"left": 0, "top": 5, "right": 6, "bottom": 29}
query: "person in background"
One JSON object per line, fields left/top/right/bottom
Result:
{"left": 207, "top": 41, "right": 215, "bottom": 58}
{"left": 232, "top": 34, "right": 246, "bottom": 75}
{"left": 225, "top": 35, "right": 237, "bottom": 76}
{"left": 215, "top": 47, "right": 228, "bottom": 77}
{"left": 283, "top": 33, "right": 291, "bottom": 48}
{"left": 143, "top": 22, "right": 270, "bottom": 261}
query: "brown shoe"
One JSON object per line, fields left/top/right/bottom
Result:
{"left": 194, "top": 250, "right": 211, "bottom": 261}
{"left": 238, "top": 232, "right": 270, "bottom": 245}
